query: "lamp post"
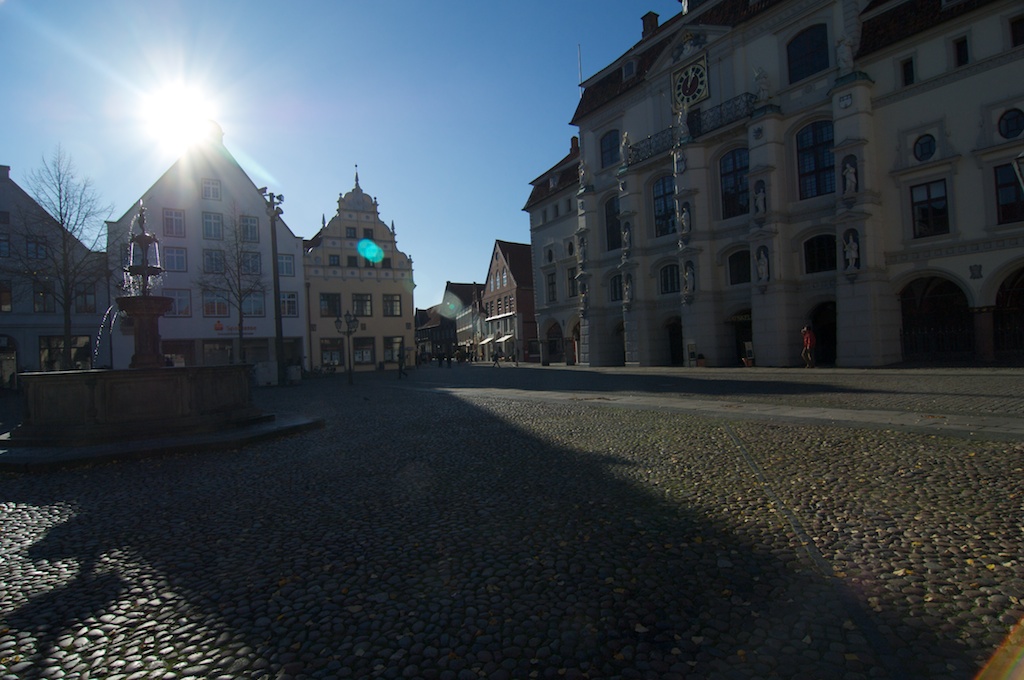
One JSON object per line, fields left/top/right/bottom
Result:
{"left": 260, "top": 188, "right": 287, "bottom": 387}
{"left": 335, "top": 310, "right": 359, "bottom": 385}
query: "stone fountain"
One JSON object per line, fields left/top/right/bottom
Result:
{"left": 1, "top": 204, "right": 319, "bottom": 456}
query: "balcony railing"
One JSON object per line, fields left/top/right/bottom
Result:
{"left": 627, "top": 93, "right": 758, "bottom": 166}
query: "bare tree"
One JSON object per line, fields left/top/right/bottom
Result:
{"left": 194, "top": 205, "right": 267, "bottom": 363}
{"left": 2, "top": 145, "right": 111, "bottom": 369}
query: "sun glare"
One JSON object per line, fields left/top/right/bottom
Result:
{"left": 140, "top": 83, "right": 219, "bottom": 153}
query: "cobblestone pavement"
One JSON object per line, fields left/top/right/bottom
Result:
{"left": 1, "top": 366, "right": 1023, "bottom": 679}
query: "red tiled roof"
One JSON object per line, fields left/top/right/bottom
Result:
{"left": 858, "top": 0, "right": 1001, "bottom": 58}
{"left": 571, "top": 36, "right": 673, "bottom": 124}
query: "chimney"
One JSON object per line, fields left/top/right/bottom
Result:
{"left": 571, "top": 136, "right": 579, "bottom": 153}
{"left": 642, "top": 11, "right": 659, "bottom": 38}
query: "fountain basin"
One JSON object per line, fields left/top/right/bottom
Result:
{"left": 7, "top": 365, "right": 264, "bottom": 446}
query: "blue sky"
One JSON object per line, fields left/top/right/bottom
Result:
{"left": 1, "top": 0, "right": 682, "bottom": 308}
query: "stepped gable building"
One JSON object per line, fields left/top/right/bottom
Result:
{"left": 303, "top": 172, "right": 415, "bottom": 373}
{"left": 0, "top": 164, "right": 109, "bottom": 381}
{"left": 532, "top": 2, "right": 1023, "bottom": 367}
{"left": 441, "top": 281, "right": 485, "bottom": 361}
{"left": 481, "top": 240, "right": 537, "bottom": 363}
{"left": 106, "top": 124, "right": 307, "bottom": 381}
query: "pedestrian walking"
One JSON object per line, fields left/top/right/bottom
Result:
{"left": 492, "top": 348, "right": 502, "bottom": 367}
{"left": 398, "top": 347, "right": 408, "bottom": 379}
{"left": 801, "top": 325, "right": 816, "bottom": 368}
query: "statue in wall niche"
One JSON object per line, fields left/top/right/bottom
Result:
{"left": 578, "top": 235, "right": 587, "bottom": 266}
{"left": 754, "top": 181, "right": 767, "bottom": 215}
{"left": 673, "top": 147, "right": 686, "bottom": 175}
{"left": 621, "top": 222, "right": 631, "bottom": 252}
{"left": 578, "top": 159, "right": 590, "bottom": 191}
{"left": 754, "top": 67, "right": 770, "bottom": 103}
{"left": 623, "top": 275, "right": 632, "bottom": 303}
{"left": 837, "top": 36, "right": 854, "bottom": 74}
{"left": 620, "top": 132, "right": 631, "bottom": 165}
{"left": 679, "top": 203, "right": 691, "bottom": 235}
{"left": 843, "top": 161, "right": 858, "bottom": 195}
{"left": 757, "top": 247, "right": 770, "bottom": 282}
{"left": 843, "top": 230, "right": 860, "bottom": 270}
{"left": 683, "top": 261, "right": 695, "bottom": 295}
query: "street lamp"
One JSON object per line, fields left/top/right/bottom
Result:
{"left": 260, "top": 188, "right": 286, "bottom": 387}
{"left": 335, "top": 310, "right": 359, "bottom": 385}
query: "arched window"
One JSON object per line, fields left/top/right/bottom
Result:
{"left": 605, "top": 196, "right": 622, "bottom": 250}
{"left": 797, "top": 121, "right": 835, "bottom": 199}
{"left": 653, "top": 176, "right": 677, "bottom": 237}
{"left": 600, "top": 130, "right": 620, "bottom": 168}
{"left": 787, "top": 24, "right": 829, "bottom": 83}
{"left": 728, "top": 250, "right": 751, "bottom": 285}
{"left": 660, "top": 263, "right": 681, "bottom": 293}
{"left": 804, "top": 234, "right": 837, "bottom": 273}
{"left": 610, "top": 273, "right": 623, "bottom": 301}
{"left": 720, "top": 148, "right": 750, "bottom": 219}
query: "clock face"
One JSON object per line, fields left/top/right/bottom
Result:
{"left": 674, "top": 59, "right": 709, "bottom": 109}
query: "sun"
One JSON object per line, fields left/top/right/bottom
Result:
{"left": 140, "top": 82, "right": 219, "bottom": 153}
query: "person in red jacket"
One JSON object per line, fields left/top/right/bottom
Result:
{"left": 801, "top": 325, "right": 816, "bottom": 368}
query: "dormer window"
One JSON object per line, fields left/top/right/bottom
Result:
{"left": 623, "top": 60, "right": 637, "bottom": 80}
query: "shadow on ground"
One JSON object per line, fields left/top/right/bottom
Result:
{"left": 0, "top": 377, "right": 979, "bottom": 678}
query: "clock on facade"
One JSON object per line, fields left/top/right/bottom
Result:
{"left": 673, "top": 57, "right": 709, "bottom": 109}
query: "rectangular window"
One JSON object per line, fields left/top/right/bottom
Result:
{"left": 567, "top": 267, "right": 578, "bottom": 298}
{"left": 995, "top": 164, "right": 1024, "bottom": 224}
{"left": 901, "top": 58, "right": 915, "bottom": 86}
{"left": 33, "top": 281, "right": 55, "bottom": 313}
{"left": 729, "top": 251, "right": 752, "bottom": 285}
{"left": 497, "top": 297, "right": 503, "bottom": 315}
{"left": 319, "top": 292, "right": 341, "bottom": 318}
{"left": 382, "top": 257, "right": 392, "bottom": 269}
{"left": 954, "top": 37, "right": 969, "bottom": 67}
{"left": 241, "top": 251, "right": 261, "bottom": 275}
{"left": 0, "top": 280, "right": 11, "bottom": 312}
{"left": 660, "top": 265, "right": 680, "bottom": 294}
{"left": 0, "top": 211, "right": 8, "bottom": 224}
{"left": 345, "top": 227, "right": 357, "bottom": 238}
{"left": 165, "top": 289, "right": 192, "bottom": 317}
{"left": 911, "top": 180, "right": 950, "bottom": 238}
{"left": 362, "top": 258, "right": 375, "bottom": 268}
{"left": 75, "top": 282, "right": 96, "bottom": 313}
{"left": 347, "top": 255, "right": 358, "bottom": 267}
{"left": 202, "top": 178, "right": 222, "bottom": 200}
{"left": 353, "top": 337, "right": 375, "bottom": 364}
{"left": 240, "top": 215, "right": 259, "bottom": 242}
{"left": 241, "top": 291, "right": 265, "bottom": 317}
{"left": 26, "top": 236, "right": 47, "bottom": 259}
{"left": 383, "top": 336, "right": 403, "bottom": 362}
{"left": 363, "top": 228, "right": 373, "bottom": 239}
{"left": 610, "top": 274, "right": 623, "bottom": 302}
{"left": 278, "top": 254, "right": 294, "bottom": 276}
{"left": 0, "top": 232, "right": 8, "bottom": 257}
{"left": 280, "top": 291, "right": 298, "bottom": 317}
{"left": 203, "top": 212, "right": 223, "bottom": 240}
{"left": 163, "top": 209, "right": 185, "bottom": 237}
{"left": 202, "top": 291, "right": 229, "bottom": 317}
{"left": 203, "top": 249, "right": 225, "bottom": 273}
{"left": 1013, "top": 16, "right": 1024, "bottom": 47}
{"left": 804, "top": 235, "right": 837, "bottom": 273}
{"left": 352, "top": 293, "right": 372, "bottom": 316}
{"left": 163, "top": 246, "right": 187, "bottom": 272}
{"left": 546, "top": 272, "right": 556, "bottom": 303}
{"left": 39, "top": 335, "right": 91, "bottom": 371}
{"left": 328, "top": 254, "right": 340, "bottom": 266}
{"left": 383, "top": 293, "right": 402, "bottom": 317}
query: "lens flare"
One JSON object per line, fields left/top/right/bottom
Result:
{"left": 358, "top": 239, "right": 384, "bottom": 263}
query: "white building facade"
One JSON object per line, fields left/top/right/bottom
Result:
{"left": 535, "top": 2, "right": 1023, "bottom": 367}
{"left": 106, "top": 126, "right": 308, "bottom": 380}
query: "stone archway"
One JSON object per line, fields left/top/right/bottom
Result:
{"left": 545, "top": 323, "right": 565, "bottom": 364}
{"left": 995, "top": 266, "right": 1024, "bottom": 361}
{"left": 665, "top": 317, "right": 684, "bottom": 365}
{"left": 809, "top": 301, "right": 837, "bottom": 366}
{"left": 900, "top": 276, "right": 973, "bottom": 361}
